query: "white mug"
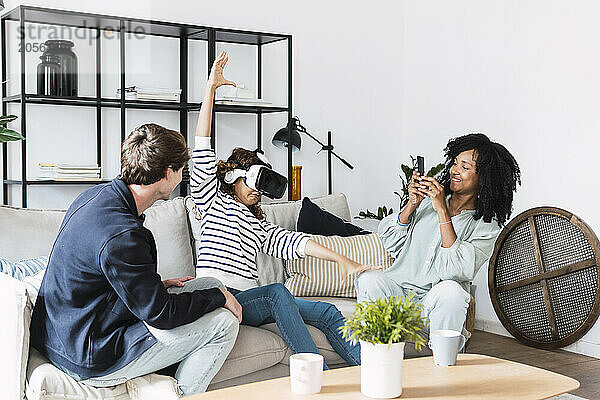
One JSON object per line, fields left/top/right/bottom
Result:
{"left": 289, "top": 353, "right": 324, "bottom": 394}
{"left": 428, "top": 329, "right": 466, "bottom": 366}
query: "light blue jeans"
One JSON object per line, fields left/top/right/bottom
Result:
{"left": 60, "top": 277, "right": 239, "bottom": 395}
{"left": 230, "top": 283, "right": 360, "bottom": 369}
{"left": 355, "top": 270, "right": 471, "bottom": 336}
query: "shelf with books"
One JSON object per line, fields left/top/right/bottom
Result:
{"left": 1, "top": 5, "right": 293, "bottom": 208}
{"left": 2, "top": 95, "right": 290, "bottom": 113}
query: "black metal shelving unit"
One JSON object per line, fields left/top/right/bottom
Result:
{"left": 1, "top": 6, "right": 294, "bottom": 207}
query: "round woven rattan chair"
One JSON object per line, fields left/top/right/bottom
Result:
{"left": 489, "top": 207, "right": 600, "bottom": 349}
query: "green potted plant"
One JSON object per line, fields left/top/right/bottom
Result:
{"left": 0, "top": 115, "right": 23, "bottom": 143}
{"left": 340, "top": 295, "right": 427, "bottom": 398}
{"left": 356, "top": 155, "right": 445, "bottom": 220}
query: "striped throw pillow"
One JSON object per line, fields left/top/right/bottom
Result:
{"left": 285, "top": 233, "right": 393, "bottom": 297}
{"left": 0, "top": 256, "right": 49, "bottom": 281}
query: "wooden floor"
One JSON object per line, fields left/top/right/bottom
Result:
{"left": 468, "top": 330, "right": 600, "bottom": 399}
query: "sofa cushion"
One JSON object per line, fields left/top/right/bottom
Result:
{"left": 26, "top": 348, "right": 130, "bottom": 400}
{"left": 22, "top": 269, "right": 46, "bottom": 305}
{"left": 210, "top": 325, "right": 288, "bottom": 385}
{"left": 286, "top": 233, "right": 393, "bottom": 297}
{"left": 0, "top": 206, "right": 65, "bottom": 262}
{"left": 143, "top": 197, "right": 195, "bottom": 280}
{"left": 0, "top": 256, "right": 48, "bottom": 280}
{"left": 297, "top": 197, "right": 368, "bottom": 236}
{"left": 260, "top": 323, "right": 346, "bottom": 366}
{"left": 299, "top": 296, "right": 357, "bottom": 318}
{"left": 0, "top": 273, "right": 31, "bottom": 400}
{"left": 26, "top": 348, "right": 181, "bottom": 400}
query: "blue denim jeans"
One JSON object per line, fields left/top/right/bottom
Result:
{"left": 230, "top": 283, "right": 360, "bottom": 369}
{"left": 58, "top": 277, "right": 239, "bottom": 395}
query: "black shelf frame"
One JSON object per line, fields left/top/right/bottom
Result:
{"left": 1, "top": 5, "right": 294, "bottom": 207}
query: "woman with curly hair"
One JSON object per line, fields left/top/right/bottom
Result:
{"left": 355, "top": 133, "right": 521, "bottom": 340}
{"left": 190, "top": 51, "right": 377, "bottom": 368}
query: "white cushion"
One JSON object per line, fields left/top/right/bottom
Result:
{"left": 0, "top": 206, "right": 65, "bottom": 262}
{"left": 26, "top": 348, "right": 130, "bottom": 400}
{"left": 0, "top": 273, "right": 30, "bottom": 400}
{"left": 144, "top": 197, "right": 195, "bottom": 280}
{"left": 22, "top": 269, "right": 46, "bottom": 306}
{"left": 26, "top": 348, "right": 181, "bottom": 400}
{"left": 286, "top": 233, "right": 393, "bottom": 297}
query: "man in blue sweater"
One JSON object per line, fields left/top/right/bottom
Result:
{"left": 30, "top": 123, "right": 242, "bottom": 395}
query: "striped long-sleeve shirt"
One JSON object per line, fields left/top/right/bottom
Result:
{"left": 190, "top": 137, "right": 310, "bottom": 291}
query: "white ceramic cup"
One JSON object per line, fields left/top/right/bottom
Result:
{"left": 428, "top": 329, "right": 466, "bottom": 366}
{"left": 289, "top": 353, "right": 324, "bottom": 394}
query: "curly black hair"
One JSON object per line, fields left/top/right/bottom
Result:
{"left": 438, "top": 133, "right": 521, "bottom": 226}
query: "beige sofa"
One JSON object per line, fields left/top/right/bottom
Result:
{"left": 4, "top": 193, "right": 424, "bottom": 399}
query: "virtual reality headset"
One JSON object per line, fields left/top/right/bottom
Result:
{"left": 224, "top": 151, "right": 288, "bottom": 199}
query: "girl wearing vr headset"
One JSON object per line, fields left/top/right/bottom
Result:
{"left": 189, "top": 51, "right": 377, "bottom": 368}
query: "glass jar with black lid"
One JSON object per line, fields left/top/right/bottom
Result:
{"left": 41, "top": 40, "right": 78, "bottom": 97}
{"left": 36, "top": 54, "right": 60, "bottom": 96}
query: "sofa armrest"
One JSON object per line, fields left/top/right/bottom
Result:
{"left": 0, "top": 273, "right": 31, "bottom": 400}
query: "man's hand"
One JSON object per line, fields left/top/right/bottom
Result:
{"left": 220, "top": 289, "right": 243, "bottom": 323}
{"left": 163, "top": 276, "right": 194, "bottom": 289}
{"left": 208, "top": 50, "right": 236, "bottom": 89}
{"left": 338, "top": 256, "right": 382, "bottom": 285}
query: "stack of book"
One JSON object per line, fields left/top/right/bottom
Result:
{"left": 38, "top": 163, "right": 57, "bottom": 180}
{"left": 116, "top": 86, "right": 181, "bottom": 102}
{"left": 38, "top": 163, "right": 101, "bottom": 181}
{"left": 215, "top": 97, "right": 274, "bottom": 106}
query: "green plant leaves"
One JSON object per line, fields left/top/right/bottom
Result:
{"left": 356, "top": 206, "right": 394, "bottom": 220}
{"left": 0, "top": 114, "right": 18, "bottom": 125}
{"left": 427, "top": 162, "right": 445, "bottom": 177}
{"left": 0, "top": 128, "right": 25, "bottom": 143}
{"left": 340, "top": 295, "right": 428, "bottom": 349}
{"left": 401, "top": 164, "right": 413, "bottom": 182}
{"left": 0, "top": 115, "right": 23, "bottom": 143}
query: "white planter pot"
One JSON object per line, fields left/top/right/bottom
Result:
{"left": 360, "top": 340, "right": 405, "bottom": 399}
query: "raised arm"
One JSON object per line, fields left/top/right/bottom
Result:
{"left": 190, "top": 51, "right": 235, "bottom": 214}
{"left": 195, "top": 50, "right": 236, "bottom": 139}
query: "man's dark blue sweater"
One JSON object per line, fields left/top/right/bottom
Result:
{"left": 30, "top": 178, "right": 226, "bottom": 378}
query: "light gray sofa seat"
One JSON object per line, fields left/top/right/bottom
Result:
{"left": 1, "top": 193, "right": 372, "bottom": 399}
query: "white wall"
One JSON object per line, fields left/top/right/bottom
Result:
{"left": 2, "top": 0, "right": 600, "bottom": 356}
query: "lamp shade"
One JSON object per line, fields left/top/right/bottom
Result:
{"left": 272, "top": 126, "right": 301, "bottom": 152}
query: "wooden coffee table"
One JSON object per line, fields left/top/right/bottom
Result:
{"left": 187, "top": 354, "right": 579, "bottom": 399}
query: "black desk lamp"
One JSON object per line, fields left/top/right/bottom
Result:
{"left": 272, "top": 117, "right": 354, "bottom": 195}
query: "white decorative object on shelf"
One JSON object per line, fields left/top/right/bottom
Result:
{"left": 215, "top": 83, "right": 276, "bottom": 106}
{"left": 116, "top": 86, "right": 181, "bottom": 102}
